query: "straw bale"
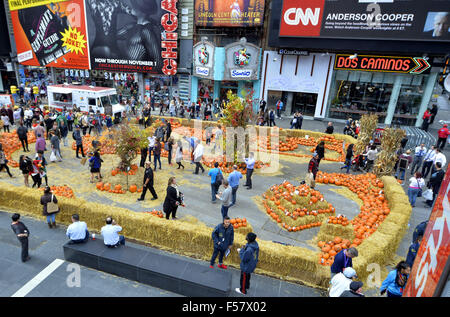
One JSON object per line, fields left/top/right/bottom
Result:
{"left": 317, "top": 222, "right": 355, "bottom": 242}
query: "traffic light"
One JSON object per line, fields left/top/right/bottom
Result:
{"left": 10, "top": 85, "right": 17, "bottom": 94}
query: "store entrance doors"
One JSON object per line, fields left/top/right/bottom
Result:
{"left": 292, "top": 92, "right": 318, "bottom": 116}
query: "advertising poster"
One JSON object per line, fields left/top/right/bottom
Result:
{"left": 85, "top": 0, "right": 178, "bottom": 75}
{"left": 9, "top": 0, "right": 90, "bottom": 69}
{"left": 195, "top": 0, "right": 265, "bottom": 27}
{"left": 279, "top": 0, "right": 450, "bottom": 42}
{"left": 404, "top": 170, "right": 450, "bottom": 297}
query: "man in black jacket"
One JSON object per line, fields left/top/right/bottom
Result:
{"left": 11, "top": 213, "right": 31, "bottom": 262}
{"left": 16, "top": 122, "right": 30, "bottom": 152}
{"left": 137, "top": 162, "right": 158, "bottom": 201}
{"left": 340, "top": 281, "right": 365, "bottom": 297}
{"left": 426, "top": 162, "right": 445, "bottom": 207}
{"left": 210, "top": 216, "right": 234, "bottom": 269}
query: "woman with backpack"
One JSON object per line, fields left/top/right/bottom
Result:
{"left": 380, "top": 261, "right": 411, "bottom": 297}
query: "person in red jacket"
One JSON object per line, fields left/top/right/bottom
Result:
{"left": 437, "top": 124, "right": 450, "bottom": 150}
{"left": 421, "top": 109, "right": 432, "bottom": 131}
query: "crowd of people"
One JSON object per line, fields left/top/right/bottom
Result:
{"left": 3, "top": 94, "right": 449, "bottom": 298}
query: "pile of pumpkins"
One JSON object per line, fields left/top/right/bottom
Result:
{"left": 95, "top": 182, "right": 143, "bottom": 194}
{"left": 0, "top": 131, "right": 36, "bottom": 167}
{"left": 230, "top": 217, "right": 247, "bottom": 229}
{"left": 39, "top": 185, "right": 75, "bottom": 198}
{"left": 144, "top": 210, "right": 164, "bottom": 218}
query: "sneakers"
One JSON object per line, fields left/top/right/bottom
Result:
{"left": 218, "top": 264, "right": 227, "bottom": 269}
{"left": 137, "top": 198, "right": 144, "bottom": 201}
{"left": 235, "top": 288, "right": 245, "bottom": 295}
{"left": 209, "top": 265, "right": 214, "bottom": 269}
{"left": 151, "top": 197, "right": 157, "bottom": 200}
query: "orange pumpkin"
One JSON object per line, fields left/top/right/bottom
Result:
{"left": 129, "top": 185, "right": 137, "bottom": 193}
{"left": 114, "top": 184, "right": 122, "bottom": 191}
{"left": 104, "top": 183, "right": 111, "bottom": 191}
{"left": 96, "top": 182, "right": 103, "bottom": 190}
{"left": 111, "top": 169, "right": 118, "bottom": 176}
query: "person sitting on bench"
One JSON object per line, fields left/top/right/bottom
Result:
{"left": 101, "top": 216, "right": 125, "bottom": 248}
{"left": 66, "top": 214, "right": 89, "bottom": 244}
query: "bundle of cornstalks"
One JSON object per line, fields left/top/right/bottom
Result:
{"left": 354, "top": 114, "right": 378, "bottom": 155}
{"left": 373, "top": 128, "right": 406, "bottom": 177}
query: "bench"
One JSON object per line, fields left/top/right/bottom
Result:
{"left": 63, "top": 239, "right": 232, "bottom": 297}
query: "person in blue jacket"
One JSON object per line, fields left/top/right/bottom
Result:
{"left": 209, "top": 216, "right": 234, "bottom": 269}
{"left": 412, "top": 220, "right": 428, "bottom": 243}
{"left": 208, "top": 162, "right": 222, "bottom": 203}
{"left": 89, "top": 150, "right": 103, "bottom": 183}
{"left": 330, "top": 247, "right": 358, "bottom": 278}
{"left": 235, "top": 232, "right": 259, "bottom": 295}
{"left": 406, "top": 235, "right": 423, "bottom": 268}
{"left": 380, "top": 261, "right": 411, "bottom": 297}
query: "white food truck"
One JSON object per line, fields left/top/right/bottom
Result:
{"left": 47, "top": 84, "right": 124, "bottom": 116}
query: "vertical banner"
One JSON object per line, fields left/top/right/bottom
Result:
{"left": 85, "top": 0, "right": 178, "bottom": 74}
{"left": 404, "top": 170, "right": 450, "bottom": 297}
{"left": 9, "top": 0, "right": 90, "bottom": 69}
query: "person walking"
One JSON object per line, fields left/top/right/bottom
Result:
{"left": 407, "top": 172, "right": 425, "bottom": 207}
{"left": 276, "top": 100, "right": 283, "bottom": 119}
{"left": 436, "top": 124, "right": 450, "bottom": 150}
{"left": 210, "top": 216, "right": 234, "bottom": 269}
{"left": 0, "top": 144, "right": 13, "bottom": 178}
{"left": 88, "top": 151, "right": 103, "bottom": 183}
{"left": 73, "top": 126, "right": 85, "bottom": 158}
{"left": 19, "top": 155, "right": 32, "bottom": 187}
{"left": 405, "top": 235, "right": 422, "bottom": 268}
{"left": 59, "top": 121, "right": 69, "bottom": 147}
{"left": 432, "top": 148, "right": 447, "bottom": 175}
{"left": 308, "top": 153, "right": 320, "bottom": 187}
{"left": 235, "top": 232, "right": 259, "bottom": 295}
{"left": 50, "top": 131, "right": 62, "bottom": 162}
{"left": 17, "top": 122, "right": 30, "bottom": 152}
{"left": 163, "top": 177, "right": 183, "bottom": 220}
{"left": 153, "top": 138, "right": 162, "bottom": 171}
{"left": 35, "top": 133, "right": 46, "bottom": 154}
{"left": 421, "top": 146, "right": 436, "bottom": 178}
{"left": 1, "top": 112, "right": 11, "bottom": 132}
{"left": 330, "top": 247, "right": 359, "bottom": 279}
{"left": 329, "top": 267, "right": 358, "bottom": 297}
{"left": 340, "top": 144, "right": 354, "bottom": 174}
{"left": 148, "top": 135, "right": 156, "bottom": 163}
{"left": 380, "top": 261, "right": 411, "bottom": 297}
{"left": 40, "top": 186, "right": 60, "bottom": 229}
{"left": 31, "top": 158, "right": 43, "bottom": 188}
{"left": 315, "top": 141, "right": 326, "bottom": 166}
{"left": 216, "top": 180, "right": 232, "bottom": 219}
{"left": 296, "top": 112, "right": 303, "bottom": 129}
{"left": 429, "top": 104, "right": 438, "bottom": 124}
{"left": 137, "top": 162, "right": 158, "bottom": 201}
{"left": 426, "top": 162, "right": 445, "bottom": 207}
{"left": 139, "top": 145, "right": 148, "bottom": 168}
{"left": 165, "top": 121, "right": 172, "bottom": 142}
{"left": 269, "top": 109, "right": 276, "bottom": 127}
{"left": 213, "top": 125, "right": 223, "bottom": 150}
{"left": 421, "top": 108, "right": 431, "bottom": 131}
{"left": 395, "top": 150, "right": 413, "bottom": 181}
{"left": 166, "top": 137, "right": 174, "bottom": 166}
{"left": 175, "top": 140, "right": 185, "bottom": 169}
{"left": 244, "top": 152, "right": 255, "bottom": 190}
{"left": 11, "top": 213, "right": 31, "bottom": 262}
{"left": 364, "top": 145, "right": 378, "bottom": 172}
{"left": 410, "top": 143, "right": 427, "bottom": 174}
{"left": 208, "top": 162, "right": 223, "bottom": 203}
{"left": 193, "top": 139, "right": 205, "bottom": 174}
{"left": 228, "top": 165, "right": 242, "bottom": 207}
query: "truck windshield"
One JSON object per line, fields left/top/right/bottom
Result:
{"left": 100, "top": 96, "right": 110, "bottom": 107}
{"left": 109, "top": 94, "right": 119, "bottom": 104}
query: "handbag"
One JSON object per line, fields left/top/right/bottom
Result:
{"left": 422, "top": 189, "right": 433, "bottom": 201}
{"left": 417, "top": 179, "right": 422, "bottom": 197}
{"left": 47, "top": 194, "right": 59, "bottom": 214}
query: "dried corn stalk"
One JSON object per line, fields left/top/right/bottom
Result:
{"left": 354, "top": 114, "right": 378, "bottom": 155}
{"left": 373, "top": 128, "right": 406, "bottom": 177}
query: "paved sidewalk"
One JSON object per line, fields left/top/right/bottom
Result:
{"left": 0, "top": 211, "right": 324, "bottom": 297}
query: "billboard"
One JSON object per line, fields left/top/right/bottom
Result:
{"left": 9, "top": 0, "right": 90, "bottom": 69}
{"left": 279, "top": 0, "right": 450, "bottom": 42}
{"left": 194, "top": 0, "right": 265, "bottom": 27}
{"left": 403, "top": 170, "right": 450, "bottom": 297}
{"left": 85, "top": 0, "right": 178, "bottom": 75}
{"left": 9, "top": 0, "right": 178, "bottom": 75}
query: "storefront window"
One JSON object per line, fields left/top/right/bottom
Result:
{"left": 144, "top": 75, "right": 175, "bottom": 105}
{"left": 327, "top": 70, "right": 393, "bottom": 122}
{"left": 198, "top": 79, "right": 214, "bottom": 101}
{"left": 220, "top": 81, "right": 238, "bottom": 101}
{"left": 394, "top": 74, "right": 428, "bottom": 126}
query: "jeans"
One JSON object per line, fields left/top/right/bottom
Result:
{"left": 408, "top": 187, "right": 420, "bottom": 206}
{"left": 245, "top": 169, "right": 254, "bottom": 188}
{"left": 76, "top": 144, "right": 85, "bottom": 157}
{"left": 340, "top": 159, "right": 352, "bottom": 173}
{"left": 46, "top": 213, "right": 56, "bottom": 223}
{"left": 396, "top": 168, "right": 406, "bottom": 180}
{"left": 70, "top": 230, "right": 90, "bottom": 244}
{"left": 211, "top": 183, "right": 219, "bottom": 201}
{"left": 221, "top": 205, "right": 229, "bottom": 219}
{"left": 210, "top": 248, "right": 225, "bottom": 266}
{"left": 107, "top": 235, "right": 125, "bottom": 247}
{"left": 154, "top": 154, "right": 161, "bottom": 170}
{"left": 230, "top": 186, "right": 238, "bottom": 206}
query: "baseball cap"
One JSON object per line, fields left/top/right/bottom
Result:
{"left": 349, "top": 281, "right": 363, "bottom": 291}
{"left": 444, "top": 124, "right": 448, "bottom": 127}
{"left": 343, "top": 267, "right": 357, "bottom": 278}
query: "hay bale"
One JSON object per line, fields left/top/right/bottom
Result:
{"left": 317, "top": 222, "right": 355, "bottom": 242}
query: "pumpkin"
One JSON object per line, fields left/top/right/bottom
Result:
{"left": 103, "top": 183, "right": 111, "bottom": 191}
{"left": 111, "top": 169, "right": 118, "bottom": 176}
{"left": 129, "top": 185, "right": 137, "bottom": 193}
{"left": 114, "top": 184, "right": 122, "bottom": 191}
{"left": 96, "top": 182, "right": 103, "bottom": 190}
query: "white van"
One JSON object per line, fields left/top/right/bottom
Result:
{"left": 47, "top": 84, "right": 125, "bottom": 116}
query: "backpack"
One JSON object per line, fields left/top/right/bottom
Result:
{"left": 214, "top": 170, "right": 223, "bottom": 187}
